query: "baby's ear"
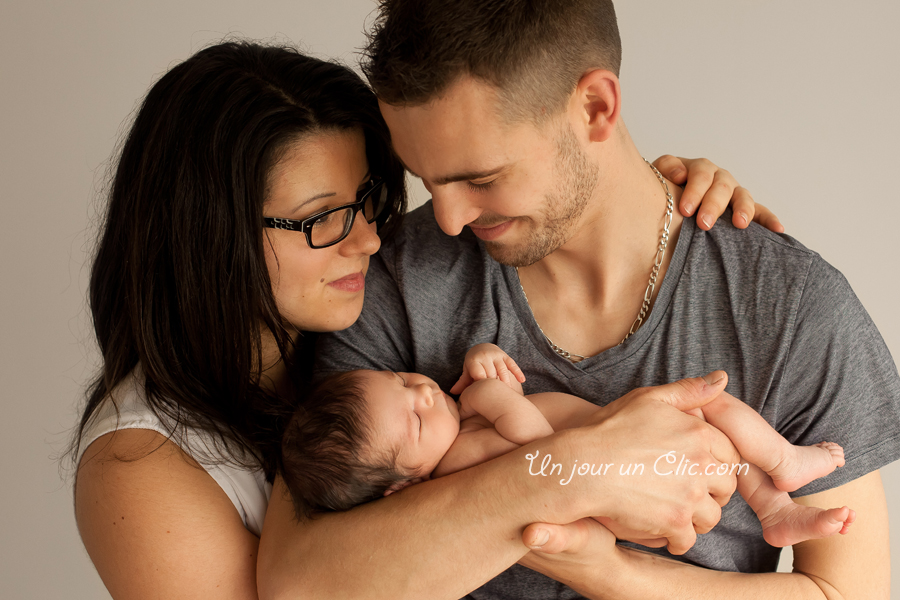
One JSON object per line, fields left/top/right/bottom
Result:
{"left": 382, "top": 477, "right": 424, "bottom": 497}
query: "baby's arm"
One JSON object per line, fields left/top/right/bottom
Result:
{"left": 459, "top": 378, "right": 553, "bottom": 445}
{"left": 433, "top": 388, "right": 599, "bottom": 478}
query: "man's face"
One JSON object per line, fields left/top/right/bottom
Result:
{"left": 379, "top": 77, "right": 599, "bottom": 267}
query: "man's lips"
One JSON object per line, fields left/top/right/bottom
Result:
{"left": 468, "top": 220, "right": 513, "bottom": 241}
{"left": 328, "top": 272, "right": 365, "bottom": 292}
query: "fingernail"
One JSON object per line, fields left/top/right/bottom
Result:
{"left": 682, "top": 202, "right": 694, "bottom": 215}
{"left": 673, "top": 168, "right": 686, "bottom": 179}
{"left": 702, "top": 371, "right": 725, "bottom": 386}
{"left": 529, "top": 529, "right": 550, "bottom": 549}
{"left": 700, "top": 214, "right": 712, "bottom": 229}
{"left": 737, "top": 212, "right": 749, "bottom": 226}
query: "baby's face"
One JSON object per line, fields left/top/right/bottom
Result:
{"left": 356, "top": 370, "right": 461, "bottom": 476}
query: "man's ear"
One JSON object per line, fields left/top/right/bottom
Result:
{"left": 570, "top": 69, "right": 621, "bottom": 143}
{"left": 382, "top": 477, "right": 424, "bottom": 497}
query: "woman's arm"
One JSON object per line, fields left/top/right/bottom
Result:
{"left": 519, "top": 471, "right": 889, "bottom": 600}
{"left": 257, "top": 375, "right": 742, "bottom": 600}
{"left": 75, "top": 429, "right": 261, "bottom": 599}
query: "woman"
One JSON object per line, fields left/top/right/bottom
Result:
{"left": 72, "top": 41, "right": 778, "bottom": 598}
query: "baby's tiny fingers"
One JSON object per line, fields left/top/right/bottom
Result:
{"left": 506, "top": 358, "right": 526, "bottom": 382}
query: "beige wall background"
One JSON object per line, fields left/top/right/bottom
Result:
{"left": 1, "top": 1, "right": 897, "bottom": 598}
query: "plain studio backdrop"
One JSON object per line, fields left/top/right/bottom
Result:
{"left": 2, "top": 1, "right": 898, "bottom": 598}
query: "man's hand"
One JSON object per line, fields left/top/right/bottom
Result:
{"left": 547, "top": 371, "right": 740, "bottom": 556}
{"left": 450, "top": 343, "right": 526, "bottom": 395}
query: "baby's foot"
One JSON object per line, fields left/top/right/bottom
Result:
{"left": 769, "top": 442, "right": 845, "bottom": 493}
{"left": 760, "top": 503, "right": 856, "bottom": 548}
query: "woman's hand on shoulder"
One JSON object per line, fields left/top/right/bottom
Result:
{"left": 653, "top": 155, "right": 785, "bottom": 233}
{"left": 75, "top": 429, "right": 260, "bottom": 599}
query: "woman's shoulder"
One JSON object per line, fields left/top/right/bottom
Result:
{"left": 77, "top": 366, "right": 271, "bottom": 535}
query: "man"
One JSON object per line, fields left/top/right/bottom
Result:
{"left": 260, "top": 1, "right": 899, "bottom": 598}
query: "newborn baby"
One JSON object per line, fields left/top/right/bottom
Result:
{"left": 282, "top": 344, "right": 853, "bottom": 548}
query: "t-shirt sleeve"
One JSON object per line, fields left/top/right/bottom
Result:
{"left": 314, "top": 250, "right": 415, "bottom": 375}
{"left": 773, "top": 256, "right": 900, "bottom": 497}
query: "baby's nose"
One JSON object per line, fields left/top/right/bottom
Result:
{"left": 416, "top": 385, "right": 434, "bottom": 407}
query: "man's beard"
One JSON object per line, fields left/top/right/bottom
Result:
{"left": 484, "top": 124, "right": 599, "bottom": 267}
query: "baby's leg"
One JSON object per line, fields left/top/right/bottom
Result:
{"left": 699, "top": 392, "right": 844, "bottom": 492}
{"left": 738, "top": 461, "right": 855, "bottom": 547}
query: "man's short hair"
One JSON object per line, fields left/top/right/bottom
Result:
{"left": 362, "top": 0, "right": 622, "bottom": 123}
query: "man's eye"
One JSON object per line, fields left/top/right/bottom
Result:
{"left": 466, "top": 180, "right": 496, "bottom": 193}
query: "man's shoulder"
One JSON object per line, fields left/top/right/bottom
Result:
{"left": 684, "top": 210, "right": 857, "bottom": 332}
{"left": 691, "top": 210, "right": 837, "bottom": 289}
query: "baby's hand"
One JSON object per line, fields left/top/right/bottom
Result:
{"left": 450, "top": 343, "right": 526, "bottom": 395}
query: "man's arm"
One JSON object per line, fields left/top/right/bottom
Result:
{"left": 519, "top": 471, "right": 889, "bottom": 600}
{"left": 257, "top": 375, "right": 741, "bottom": 599}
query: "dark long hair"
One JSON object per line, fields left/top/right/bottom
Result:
{"left": 72, "top": 41, "right": 406, "bottom": 478}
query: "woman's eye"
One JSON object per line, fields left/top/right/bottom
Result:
{"left": 466, "top": 180, "right": 495, "bottom": 193}
{"left": 310, "top": 212, "right": 336, "bottom": 228}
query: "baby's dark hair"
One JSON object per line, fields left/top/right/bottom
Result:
{"left": 280, "top": 371, "right": 412, "bottom": 519}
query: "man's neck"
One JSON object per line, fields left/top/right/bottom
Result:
{"left": 517, "top": 137, "right": 685, "bottom": 356}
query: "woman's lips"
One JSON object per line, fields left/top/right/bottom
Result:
{"left": 469, "top": 220, "right": 513, "bottom": 242}
{"left": 328, "top": 272, "right": 365, "bottom": 292}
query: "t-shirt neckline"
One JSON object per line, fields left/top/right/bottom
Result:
{"left": 501, "top": 215, "right": 697, "bottom": 376}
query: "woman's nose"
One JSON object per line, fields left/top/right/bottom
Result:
{"left": 341, "top": 212, "right": 381, "bottom": 256}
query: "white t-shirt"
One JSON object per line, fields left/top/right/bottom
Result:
{"left": 76, "top": 368, "right": 271, "bottom": 536}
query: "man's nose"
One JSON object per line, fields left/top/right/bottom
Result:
{"left": 430, "top": 187, "right": 481, "bottom": 237}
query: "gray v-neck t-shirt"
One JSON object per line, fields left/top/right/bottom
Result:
{"left": 316, "top": 202, "right": 900, "bottom": 598}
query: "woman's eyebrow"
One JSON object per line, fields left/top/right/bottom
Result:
{"left": 296, "top": 191, "right": 336, "bottom": 209}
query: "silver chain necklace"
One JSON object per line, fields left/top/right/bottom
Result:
{"left": 517, "top": 159, "right": 674, "bottom": 363}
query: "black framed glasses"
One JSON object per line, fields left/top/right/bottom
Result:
{"left": 263, "top": 177, "right": 388, "bottom": 248}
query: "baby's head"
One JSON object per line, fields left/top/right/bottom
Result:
{"left": 281, "top": 369, "right": 461, "bottom": 517}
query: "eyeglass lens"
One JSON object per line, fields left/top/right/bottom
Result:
{"left": 310, "top": 183, "right": 388, "bottom": 247}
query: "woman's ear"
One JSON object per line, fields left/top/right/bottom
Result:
{"left": 570, "top": 68, "right": 621, "bottom": 143}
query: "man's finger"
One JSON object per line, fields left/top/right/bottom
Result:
{"left": 666, "top": 525, "right": 697, "bottom": 556}
{"left": 654, "top": 370, "right": 728, "bottom": 412}
{"left": 707, "top": 426, "right": 742, "bottom": 503}
{"left": 523, "top": 518, "right": 612, "bottom": 554}
{"left": 692, "top": 495, "right": 723, "bottom": 534}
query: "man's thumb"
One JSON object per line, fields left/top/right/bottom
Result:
{"left": 658, "top": 370, "right": 728, "bottom": 412}
{"left": 524, "top": 522, "right": 577, "bottom": 553}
